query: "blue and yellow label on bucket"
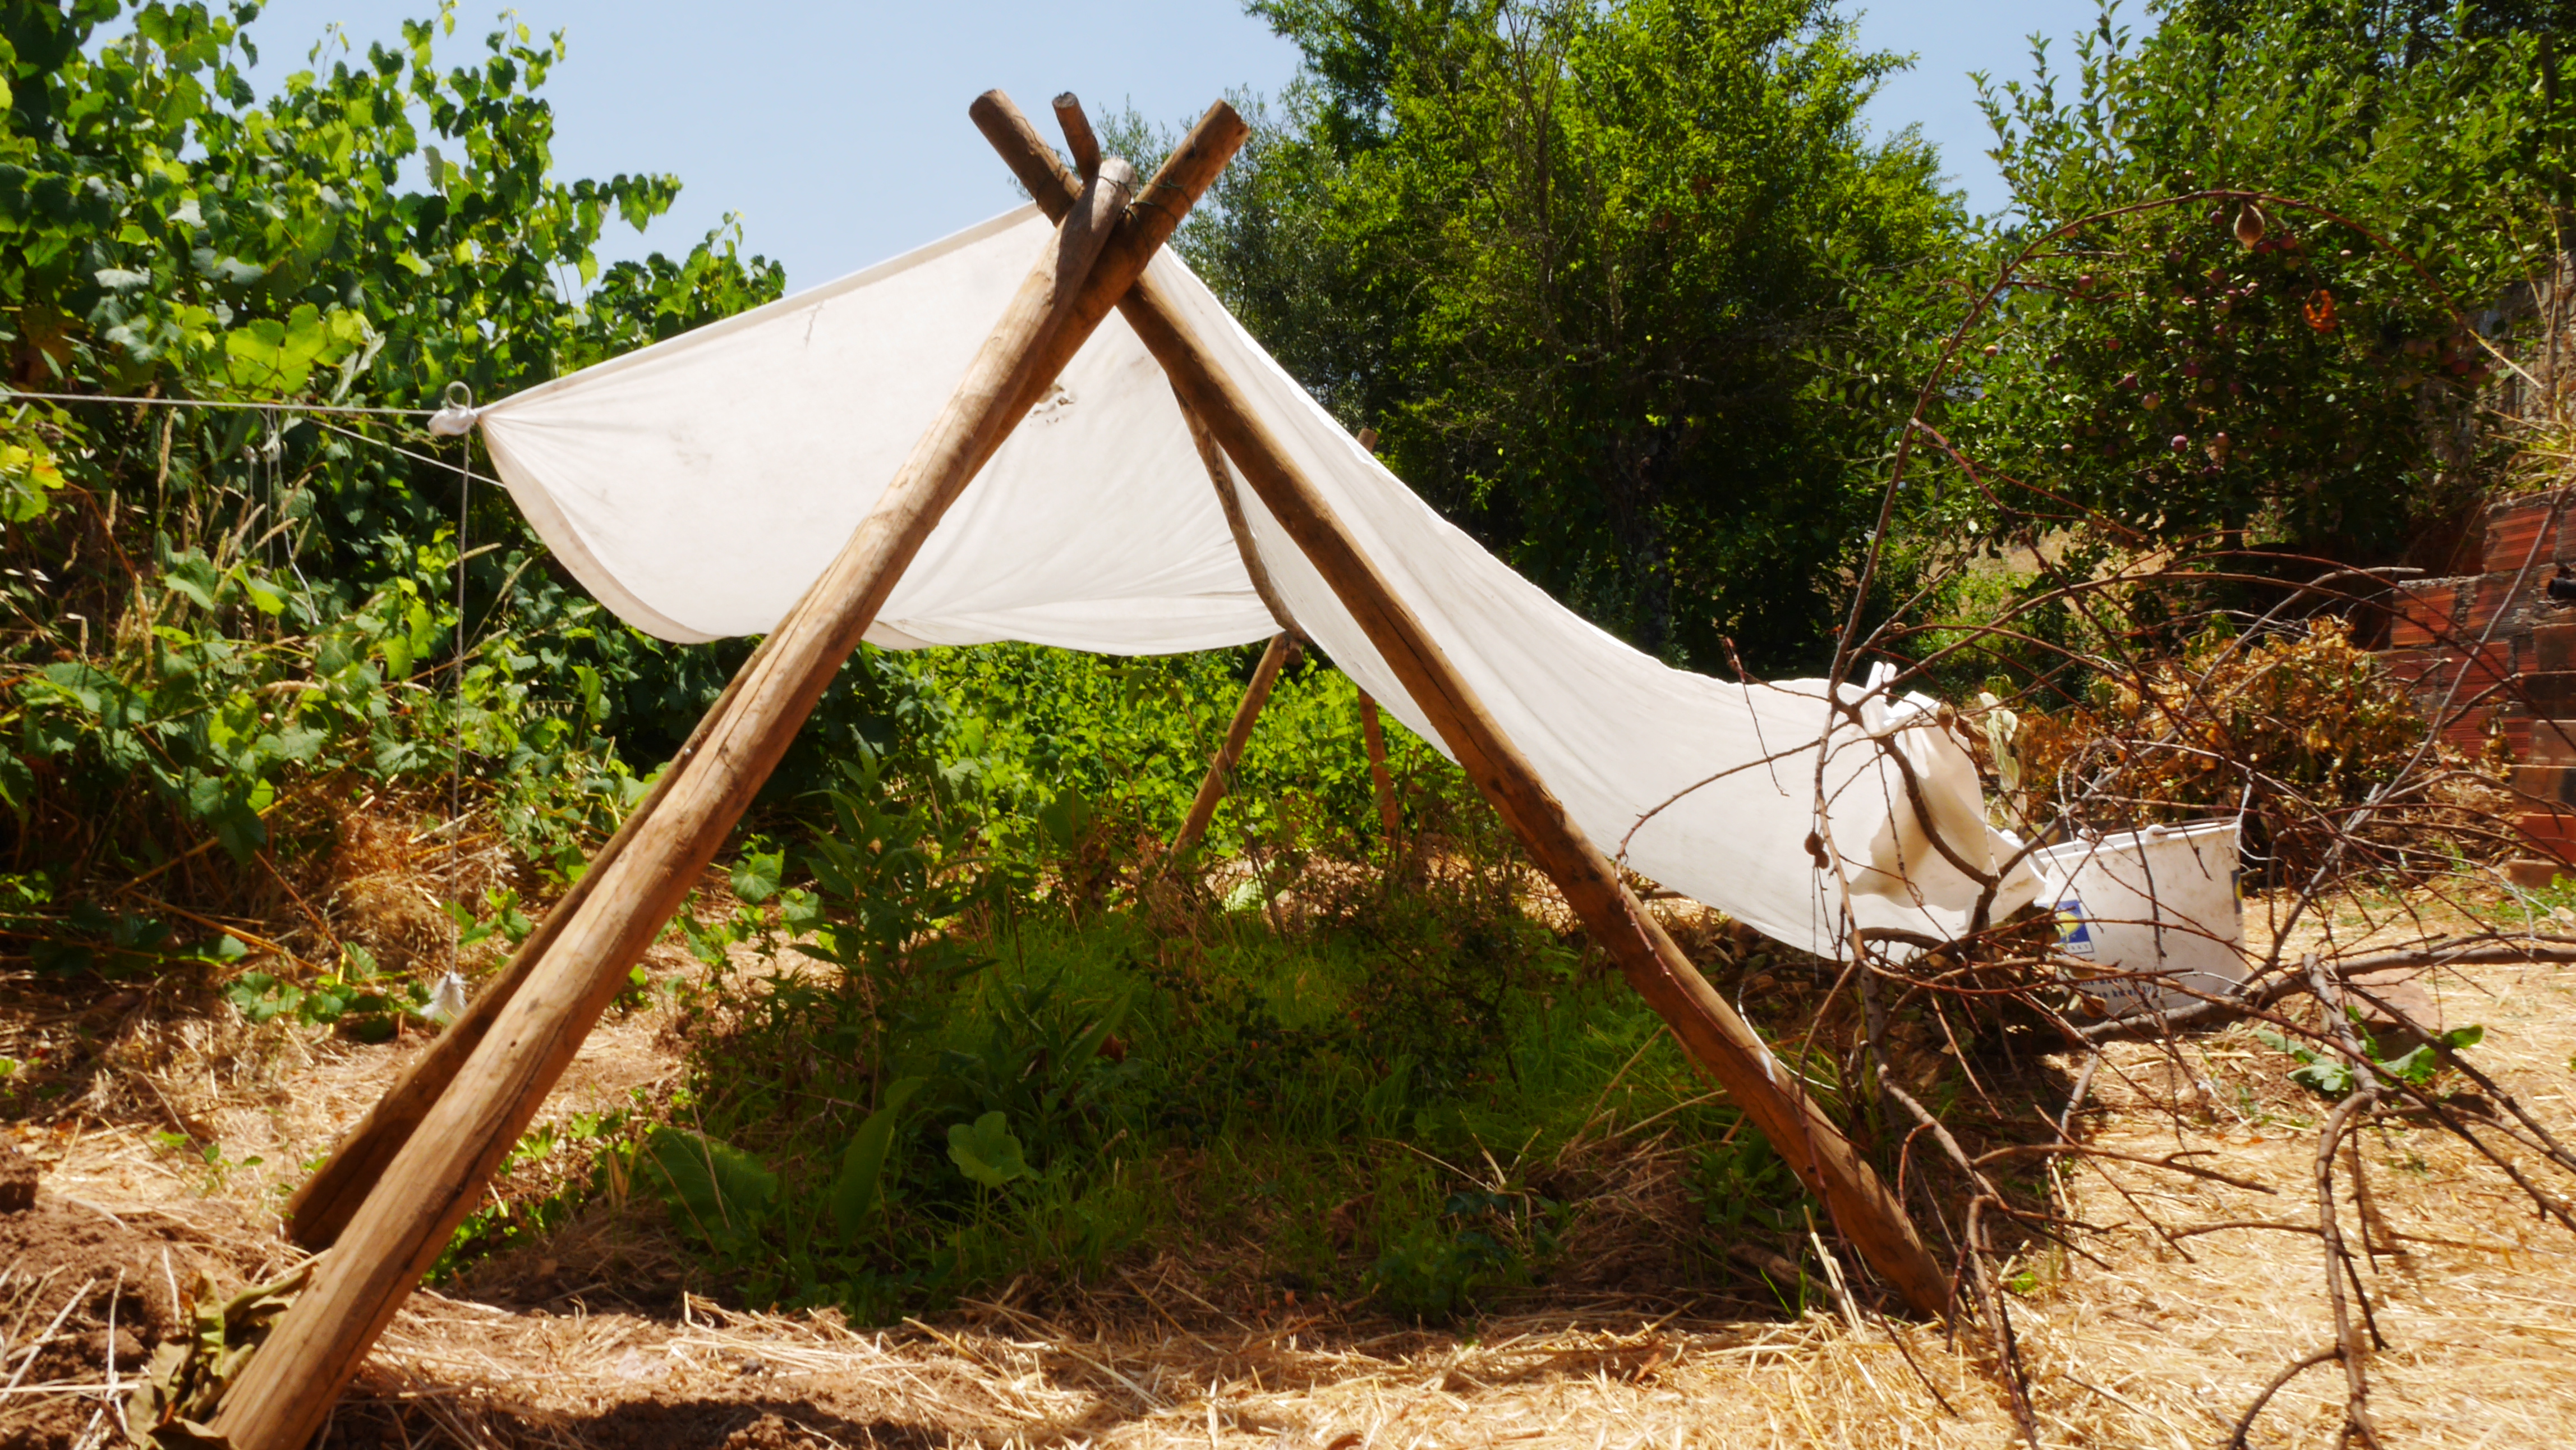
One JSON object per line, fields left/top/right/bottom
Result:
{"left": 2054, "top": 897, "right": 2096, "bottom": 958}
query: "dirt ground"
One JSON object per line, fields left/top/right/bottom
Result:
{"left": 3, "top": 915, "right": 2574, "bottom": 1448}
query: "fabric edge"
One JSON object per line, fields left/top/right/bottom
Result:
{"left": 481, "top": 204, "right": 1048, "bottom": 419}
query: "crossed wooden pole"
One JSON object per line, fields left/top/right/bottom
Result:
{"left": 223, "top": 91, "right": 1943, "bottom": 1450}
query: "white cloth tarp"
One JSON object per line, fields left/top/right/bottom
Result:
{"left": 474, "top": 205, "right": 2043, "bottom": 956}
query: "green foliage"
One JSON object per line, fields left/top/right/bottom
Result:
{"left": 223, "top": 941, "right": 425, "bottom": 1037}
{"left": 945, "top": 1111, "right": 1032, "bottom": 1191}
{"left": 916, "top": 641, "right": 1433, "bottom": 856}
{"left": 432, "top": 1107, "right": 627, "bottom": 1276}
{"left": 1691, "top": 1130, "right": 1814, "bottom": 1237}
{"left": 574, "top": 686, "right": 1833, "bottom": 1326}
{"left": 25, "top": 896, "right": 225, "bottom": 978}
{"left": 1365, "top": 1185, "right": 1566, "bottom": 1324}
{"left": 0, "top": 1, "right": 787, "bottom": 978}
{"left": 2257, "top": 1015, "right": 2487, "bottom": 1098}
{"left": 1944, "top": 1, "right": 2559, "bottom": 565}
{"left": 150, "top": 1128, "right": 261, "bottom": 1195}
{"left": 1198, "top": 0, "right": 1962, "bottom": 668}
{"left": 445, "top": 885, "right": 531, "bottom": 953}
{"left": 798, "top": 756, "right": 1003, "bottom": 986}
{"left": 0, "top": 429, "right": 64, "bottom": 521}
{"left": 5, "top": 1, "right": 704, "bottom": 399}
{"left": 639, "top": 1125, "right": 780, "bottom": 1259}
{"left": 830, "top": 1075, "right": 924, "bottom": 1238}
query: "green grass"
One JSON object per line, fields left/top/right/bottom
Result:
{"left": 410, "top": 640, "right": 1848, "bottom": 1326}
{"left": 610, "top": 874, "right": 1794, "bottom": 1325}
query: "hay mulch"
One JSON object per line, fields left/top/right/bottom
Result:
{"left": 318, "top": 1291, "right": 2018, "bottom": 1450}
{"left": 2008, "top": 950, "right": 2576, "bottom": 1450}
{"left": 2, "top": 929, "right": 2573, "bottom": 1446}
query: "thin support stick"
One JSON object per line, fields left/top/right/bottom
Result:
{"left": 1172, "top": 632, "right": 1298, "bottom": 856}
{"left": 1175, "top": 387, "right": 1297, "bottom": 634}
{"left": 1357, "top": 690, "right": 1401, "bottom": 854}
{"left": 448, "top": 411, "right": 470, "bottom": 976}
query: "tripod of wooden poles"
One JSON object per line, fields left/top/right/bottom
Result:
{"left": 211, "top": 90, "right": 1947, "bottom": 1450}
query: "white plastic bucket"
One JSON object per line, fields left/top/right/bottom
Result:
{"left": 2031, "top": 819, "right": 2246, "bottom": 1016}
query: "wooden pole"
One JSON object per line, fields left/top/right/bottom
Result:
{"left": 1168, "top": 379, "right": 1298, "bottom": 860}
{"left": 284, "top": 635, "right": 781, "bottom": 1248}
{"left": 1177, "top": 387, "right": 1297, "bottom": 634}
{"left": 975, "top": 96, "right": 1950, "bottom": 1317}
{"left": 1356, "top": 689, "right": 1402, "bottom": 851}
{"left": 1172, "top": 632, "right": 1297, "bottom": 855}
{"left": 273, "top": 96, "right": 1249, "bottom": 1261}
{"left": 210, "top": 105, "right": 1244, "bottom": 1449}
{"left": 1347, "top": 429, "right": 1400, "bottom": 852}
{"left": 1053, "top": 91, "right": 1101, "bottom": 180}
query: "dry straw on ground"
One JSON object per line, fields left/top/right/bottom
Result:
{"left": 3, "top": 918, "right": 2571, "bottom": 1449}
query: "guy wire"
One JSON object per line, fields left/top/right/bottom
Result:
{"left": 448, "top": 387, "right": 473, "bottom": 979}
{"left": 1, "top": 387, "right": 438, "bottom": 417}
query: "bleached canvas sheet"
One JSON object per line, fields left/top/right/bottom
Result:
{"left": 473, "top": 206, "right": 2041, "bottom": 956}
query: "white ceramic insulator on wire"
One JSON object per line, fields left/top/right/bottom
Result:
{"left": 426, "top": 406, "right": 480, "bottom": 438}
{"left": 424, "top": 971, "right": 470, "bottom": 1026}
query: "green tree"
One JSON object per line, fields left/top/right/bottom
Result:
{"left": 0, "top": 1, "right": 785, "bottom": 949}
{"left": 1188, "top": 0, "right": 1962, "bottom": 669}
{"left": 1942, "top": 0, "right": 2568, "bottom": 576}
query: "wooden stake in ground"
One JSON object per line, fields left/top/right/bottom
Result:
{"left": 1167, "top": 386, "right": 1302, "bottom": 858}
{"left": 1172, "top": 632, "right": 1299, "bottom": 856}
{"left": 211, "top": 105, "right": 1246, "bottom": 1450}
{"left": 976, "top": 94, "right": 1950, "bottom": 1317}
{"left": 1356, "top": 689, "right": 1402, "bottom": 852}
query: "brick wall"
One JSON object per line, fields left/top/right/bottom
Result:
{"left": 2381, "top": 487, "right": 2576, "bottom": 859}
{"left": 2384, "top": 488, "right": 2576, "bottom": 760}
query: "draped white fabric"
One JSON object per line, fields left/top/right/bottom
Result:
{"left": 475, "top": 205, "right": 2042, "bottom": 955}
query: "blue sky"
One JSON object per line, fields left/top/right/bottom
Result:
{"left": 225, "top": 1, "right": 2132, "bottom": 290}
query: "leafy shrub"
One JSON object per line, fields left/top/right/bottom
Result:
{"left": 0, "top": 4, "right": 791, "bottom": 990}
{"left": 2006, "top": 618, "right": 2477, "bottom": 879}
{"left": 1365, "top": 1186, "right": 1567, "bottom": 1325}
{"left": 224, "top": 943, "right": 429, "bottom": 1040}
{"left": 593, "top": 678, "right": 1724, "bottom": 1323}
{"left": 1951, "top": 2, "right": 2544, "bottom": 570}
